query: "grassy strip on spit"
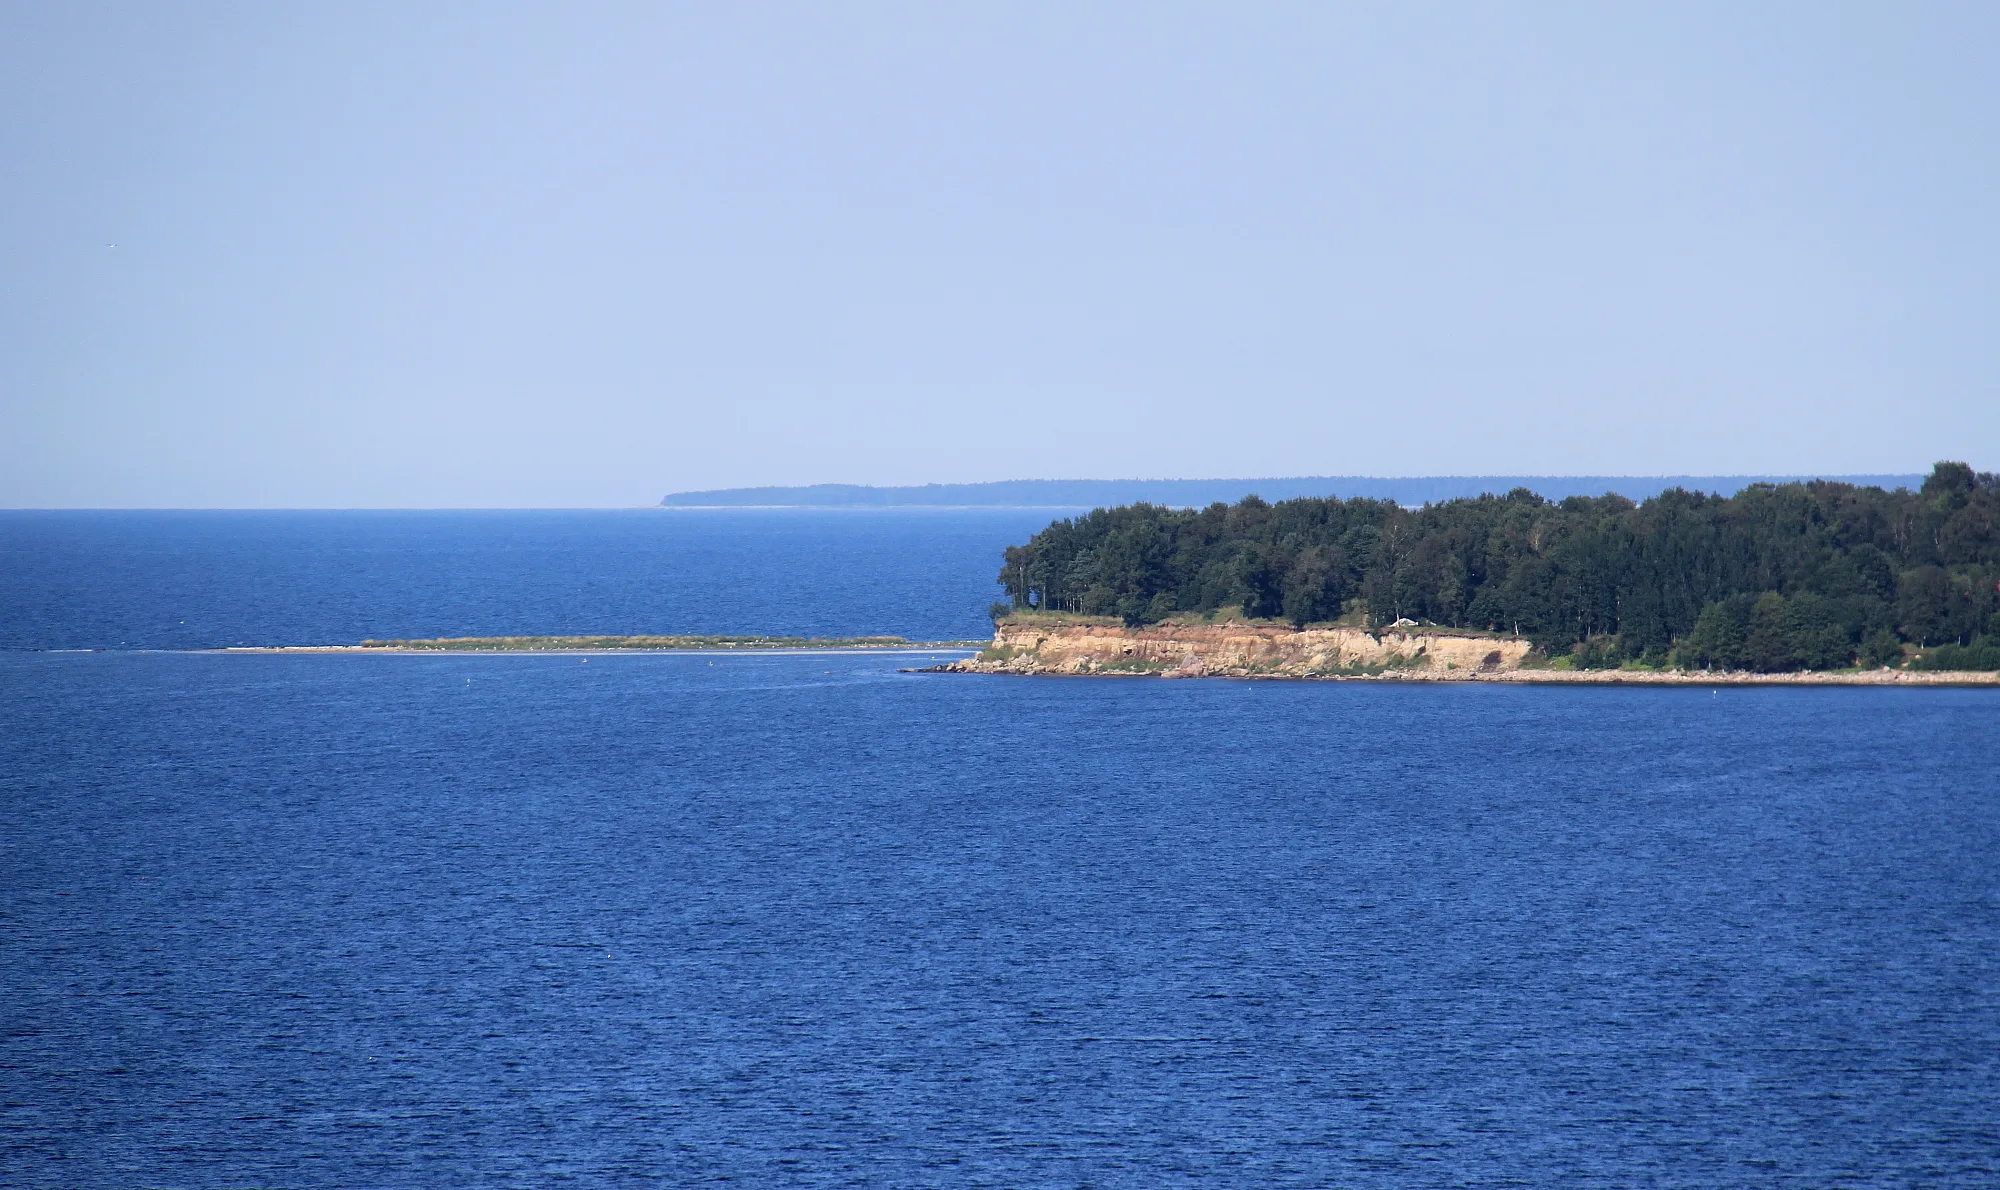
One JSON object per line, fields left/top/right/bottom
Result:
{"left": 357, "top": 634, "right": 982, "bottom": 651}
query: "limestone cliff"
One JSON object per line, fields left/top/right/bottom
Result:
{"left": 951, "top": 618, "right": 1533, "bottom": 679}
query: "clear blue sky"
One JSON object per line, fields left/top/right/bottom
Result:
{"left": 3, "top": 3, "right": 1995, "bottom": 507}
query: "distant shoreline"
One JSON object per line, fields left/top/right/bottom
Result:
{"left": 663, "top": 475, "right": 1925, "bottom": 510}
{"left": 655, "top": 504, "right": 1108, "bottom": 512}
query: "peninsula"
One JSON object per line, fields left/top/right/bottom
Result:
{"left": 354, "top": 634, "right": 957, "bottom": 651}
{"left": 222, "top": 635, "right": 982, "bottom": 653}
{"left": 952, "top": 462, "right": 2000, "bottom": 683}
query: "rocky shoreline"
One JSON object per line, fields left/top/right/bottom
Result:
{"left": 931, "top": 619, "right": 1999, "bottom": 686}
{"left": 933, "top": 661, "right": 1999, "bottom": 686}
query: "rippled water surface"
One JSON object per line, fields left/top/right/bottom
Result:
{"left": 0, "top": 509, "right": 1054, "bottom": 648}
{"left": 2, "top": 513, "right": 1997, "bottom": 1186}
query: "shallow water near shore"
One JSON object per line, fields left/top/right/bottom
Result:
{"left": 3, "top": 512, "right": 1998, "bottom": 1186}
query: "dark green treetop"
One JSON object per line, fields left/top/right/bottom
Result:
{"left": 997, "top": 463, "right": 2000, "bottom": 669}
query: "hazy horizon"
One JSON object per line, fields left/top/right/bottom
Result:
{"left": 0, "top": 469, "right": 1938, "bottom": 511}
{"left": 5, "top": 4, "right": 1996, "bottom": 507}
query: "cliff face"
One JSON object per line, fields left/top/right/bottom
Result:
{"left": 957, "top": 619, "right": 1533, "bottom": 678}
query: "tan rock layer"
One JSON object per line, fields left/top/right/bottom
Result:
{"left": 960, "top": 620, "right": 1531, "bottom": 678}
{"left": 945, "top": 620, "right": 2000, "bottom": 685}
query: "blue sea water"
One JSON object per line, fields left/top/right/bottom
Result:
{"left": 0, "top": 509, "right": 1053, "bottom": 649}
{"left": 3, "top": 513, "right": 1998, "bottom": 1187}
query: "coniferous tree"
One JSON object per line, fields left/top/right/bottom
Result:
{"left": 995, "top": 463, "right": 2000, "bottom": 669}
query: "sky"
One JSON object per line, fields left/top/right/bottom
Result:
{"left": 2, "top": 3, "right": 1996, "bottom": 508}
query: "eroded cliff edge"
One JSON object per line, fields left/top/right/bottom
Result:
{"left": 938, "top": 618, "right": 2000, "bottom": 684}
{"left": 948, "top": 618, "right": 1532, "bottom": 679}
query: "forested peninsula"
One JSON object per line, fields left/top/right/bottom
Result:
{"left": 989, "top": 462, "right": 2000, "bottom": 674}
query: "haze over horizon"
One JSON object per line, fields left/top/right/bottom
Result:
{"left": 5, "top": 4, "right": 1997, "bottom": 508}
{"left": 657, "top": 472, "right": 1934, "bottom": 511}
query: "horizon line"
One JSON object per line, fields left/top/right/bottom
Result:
{"left": 670, "top": 470, "right": 1930, "bottom": 490}
{"left": 0, "top": 471, "right": 1946, "bottom": 512}
{"left": 660, "top": 472, "right": 1931, "bottom": 508}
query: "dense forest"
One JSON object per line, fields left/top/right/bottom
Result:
{"left": 996, "top": 462, "right": 2000, "bottom": 671}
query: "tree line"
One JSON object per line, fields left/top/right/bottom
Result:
{"left": 996, "top": 462, "right": 2000, "bottom": 670}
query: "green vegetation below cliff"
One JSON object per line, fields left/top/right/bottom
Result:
{"left": 996, "top": 462, "right": 2000, "bottom": 671}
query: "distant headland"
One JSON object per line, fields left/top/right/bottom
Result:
{"left": 661, "top": 475, "right": 1925, "bottom": 510}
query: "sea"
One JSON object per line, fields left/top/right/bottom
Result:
{"left": 2, "top": 510, "right": 1997, "bottom": 1188}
